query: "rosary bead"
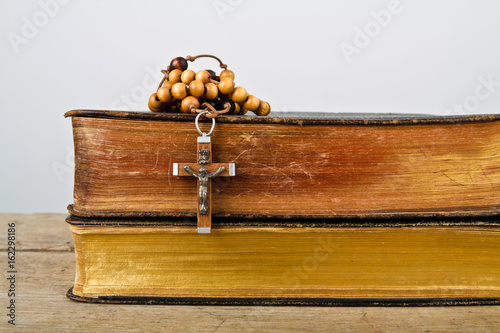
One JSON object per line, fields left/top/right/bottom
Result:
{"left": 169, "top": 69, "right": 183, "bottom": 83}
{"left": 206, "top": 69, "right": 217, "bottom": 80}
{"left": 218, "top": 77, "right": 235, "bottom": 95}
{"left": 157, "top": 86, "right": 173, "bottom": 104}
{"left": 200, "top": 99, "right": 218, "bottom": 110}
{"left": 204, "top": 82, "right": 218, "bottom": 99}
{"left": 234, "top": 102, "right": 241, "bottom": 114}
{"left": 162, "top": 80, "right": 174, "bottom": 90}
{"left": 239, "top": 106, "right": 248, "bottom": 115}
{"left": 148, "top": 93, "right": 166, "bottom": 112}
{"left": 243, "top": 95, "right": 260, "bottom": 111}
{"left": 181, "top": 96, "right": 200, "bottom": 113}
{"left": 195, "top": 70, "right": 211, "bottom": 84}
{"left": 171, "top": 83, "right": 188, "bottom": 100}
{"left": 189, "top": 80, "right": 205, "bottom": 97}
{"left": 231, "top": 86, "right": 248, "bottom": 103}
{"left": 220, "top": 69, "right": 235, "bottom": 80}
{"left": 218, "top": 98, "right": 236, "bottom": 114}
{"left": 170, "top": 57, "right": 188, "bottom": 71}
{"left": 255, "top": 101, "right": 271, "bottom": 116}
{"left": 181, "top": 69, "right": 196, "bottom": 84}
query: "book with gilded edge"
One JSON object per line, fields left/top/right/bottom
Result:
{"left": 65, "top": 110, "right": 500, "bottom": 305}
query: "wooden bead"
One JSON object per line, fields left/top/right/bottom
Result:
{"left": 200, "top": 98, "right": 217, "bottom": 110}
{"left": 231, "top": 86, "right": 248, "bottom": 103}
{"left": 239, "top": 106, "right": 248, "bottom": 115}
{"left": 220, "top": 69, "right": 235, "bottom": 80}
{"left": 189, "top": 80, "right": 205, "bottom": 98}
{"left": 206, "top": 69, "right": 217, "bottom": 80}
{"left": 171, "top": 83, "right": 188, "bottom": 100}
{"left": 234, "top": 103, "right": 241, "bottom": 115}
{"left": 162, "top": 81, "right": 174, "bottom": 90}
{"left": 157, "top": 86, "right": 173, "bottom": 104}
{"left": 255, "top": 101, "right": 271, "bottom": 116}
{"left": 219, "top": 98, "right": 236, "bottom": 114}
{"left": 148, "top": 93, "right": 166, "bottom": 112}
{"left": 195, "top": 70, "right": 211, "bottom": 84}
{"left": 181, "top": 96, "right": 200, "bottom": 113}
{"left": 243, "top": 95, "right": 259, "bottom": 111}
{"left": 169, "top": 69, "right": 182, "bottom": 83}
{"left": 170, "top": 57, "right": 188, "bottom": 71}
{"left": 204, "top": 82, "right": 218, "bottom": 99}
{"left": 218, "top": 77, "right": 235, "bottom": 95}
{"left": 181, "top": 69, "right": 196, "bottom": 84}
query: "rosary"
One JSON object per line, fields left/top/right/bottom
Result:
{"left": 148, "top": 54, "right": 271, "bottom": 118}
{"left": 158, "top": 55, "right": 271, "bottom": 232}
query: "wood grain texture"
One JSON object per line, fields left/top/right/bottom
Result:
{"left": 1, "top": 213, "right": 500, "bottom": 332}
{"left": 174, "top": 139, "right": 234, "bottom": 230}
{"left": 70, "top": 112, "right": 500, "bottom": 218}
{"left": 69, "top": 222, "right": 500, "bottom": 300}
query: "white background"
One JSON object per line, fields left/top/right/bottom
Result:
{"left": 1, "top": 0, "right": 499, "bottom": 213}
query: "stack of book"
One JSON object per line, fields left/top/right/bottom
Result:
{"left": 65, "top": 110, "right": 500, "bottom": 305}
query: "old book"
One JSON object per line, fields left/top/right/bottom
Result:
{"left": 65, "top": 110, "right": 500, "bottom": 219}
{"left": 65, "top": 110, "right": 500, "bottom": 305}
{"left": 66, "top": 216, "right": 500, "bottom": 305}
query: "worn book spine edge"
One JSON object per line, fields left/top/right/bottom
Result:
{"left": 64, "top": 110, "right": 500, "bottom": 126}
{"left": 65, "top": 213, "right": 500, "bottom": 228}
{"left": 67, "top": 204, "right": 500, "bottom": 220}
{"left": 66, "top": 288, "right": 500, "bottom": 307}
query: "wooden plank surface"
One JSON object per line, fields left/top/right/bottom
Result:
{"left": 1, "top": 213, "right": 500, "bottom": 332}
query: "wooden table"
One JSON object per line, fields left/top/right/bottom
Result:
{"left": 1, "top": 213, "right": 499, "bottom": 332}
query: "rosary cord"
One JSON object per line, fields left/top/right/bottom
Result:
{"left": 157, "top": 68, "right": 171, "bottom": 91}
{"left": 186, "top": 54, "right": 228, "bottom": 69}
{"left": 192, "top": 102, "right": 231, "bottom": 118}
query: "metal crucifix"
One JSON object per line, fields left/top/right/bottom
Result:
{"left": 172, "top": 112, "right": 235, "bottom": 233}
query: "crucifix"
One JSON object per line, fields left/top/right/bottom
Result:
{"left": 172, "top": 112, "right": 235, "bottom": 234}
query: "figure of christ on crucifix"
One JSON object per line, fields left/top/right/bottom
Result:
{"left": 172, "top": 134, "right": 235, "bottom": 233}
{"left": 184, "top": 165, "right": 226, "bottom": 215}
